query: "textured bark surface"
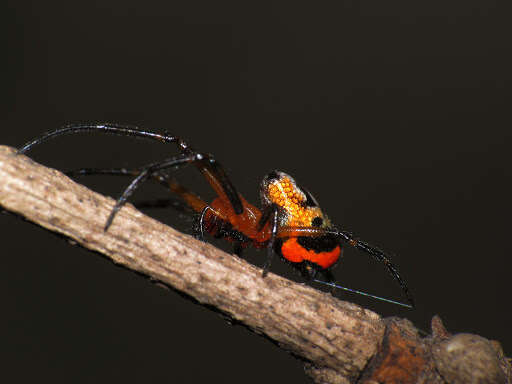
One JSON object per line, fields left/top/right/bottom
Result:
{"left": 0, "top": 145, "right": 510, "bottom": 384}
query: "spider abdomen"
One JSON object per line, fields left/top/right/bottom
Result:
{"left": 277, "top": 235, "right": 341, "bottom": 269}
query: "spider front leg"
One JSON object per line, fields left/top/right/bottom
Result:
{"left": 66, "top": 162, "right": 246, "bottom": 258}
{"left": 19, "top": 123, "right": 244, "bottom": 219}
{"left": 258, "top": 203, "right": 280, "bottom": 277}
{"left": 328, "top": 229, "right": 415, "bottom": 308}
{"left": 95, "top": 152, "right": 249, "bottom": 239}
{"left": 103, "top": 153, "right": 245, "bottom": 230}
{"left": 104, "top": 154, "right": 203, "bottom": 230}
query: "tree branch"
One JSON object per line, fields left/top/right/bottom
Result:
{"left": 0, "top": 145, "right": 510, "bottom": 384}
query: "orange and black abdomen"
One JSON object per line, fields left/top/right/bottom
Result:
{"left": 276, "top": 234, "right": 341, "bottom": 270}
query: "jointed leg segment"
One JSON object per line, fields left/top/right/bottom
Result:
{"left": 19, "top": 123, "right": 244, "bottom": 226}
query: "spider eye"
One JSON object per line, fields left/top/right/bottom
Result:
{"left": 312, "top": 217, "right": 323, "bottom": 227}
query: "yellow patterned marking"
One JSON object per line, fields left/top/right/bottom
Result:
{"left": 267, "top": 176, "right": 329, "bottom": 227}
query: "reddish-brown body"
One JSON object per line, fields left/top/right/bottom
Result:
{"left": 207, "top": 196, "right": 271, "bottom": 244}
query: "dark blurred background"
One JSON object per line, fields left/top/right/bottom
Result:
{"left": 2, "top": 1, "right": 511, "bottom": 383}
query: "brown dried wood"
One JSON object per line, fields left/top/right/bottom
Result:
{"left": 0, "top": 145, "right": 510, "bottom": 384}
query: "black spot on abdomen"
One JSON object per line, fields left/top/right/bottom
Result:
{"left": 297, "top": 234, "right": 339, "bottom": 253}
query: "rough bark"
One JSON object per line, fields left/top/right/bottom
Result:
{"left": 0, "top": 145, "right": 510, "bottom": 384}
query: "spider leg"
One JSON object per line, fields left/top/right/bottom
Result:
{"left": 274, "top": 226, "right": 414, "bottom": 308}
{"left": 65, "top": 165, "right": 239, "bottom": 249}
{"left": 134, "top": 198, "right": 197, "bottom": 214}
{"left": 261, "top": 204, "right": 279, "bottom": 277}
{"left": 65, "top": 167, "right": 139, "bottom": 177}
{"left": 333, "top": 229, "right": 415, "bottom": 308}
{"left": 67, "top": 166, "right": 209, "bottom": 211}
{"left": 19, "top": 123, "right": 244, "bottom": 216}
{"left": 18, "top": 123, "right": 184, "bottom": 154}
{"left": 195, "top": 205, "right": 214, "bottom": 241}
{"left": 198, "top": 154, "right": 243, "bottom": 214}
{"left": 66, "top": 167, "right": 200, "bottom": 215}
{"left": 104, "top": 153, "right": 201, "bottom": 230}
{"left": 257, "top": 204, "right": 274, "bottom": 232}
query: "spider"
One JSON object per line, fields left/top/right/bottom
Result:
{"left": 18, "top": 123, "right": 415, "bottom": 309}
